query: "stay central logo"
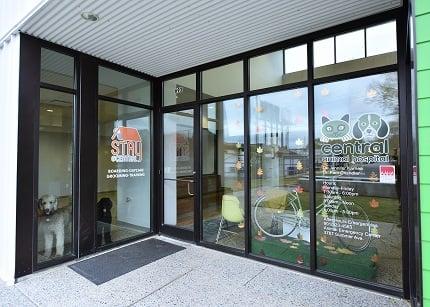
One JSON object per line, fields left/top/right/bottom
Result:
{"left": 111, "top": 127, "right": 143, "bottom": 162}
{"left": 320, "top": 113, "right": 391, "bottom": 164}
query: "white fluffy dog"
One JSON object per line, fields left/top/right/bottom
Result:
{"left": 38, "top": 194, "right": 71, "bottom": 258}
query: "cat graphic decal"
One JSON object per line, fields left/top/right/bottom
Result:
{"left": 320, "top": 114, "right": 352, "bottom": 143}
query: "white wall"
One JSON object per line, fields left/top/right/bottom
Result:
{"left": 0, "top": 0, "right": 46, "bottom": 41}
{"left": 0, "top": 34, "right": 20, "bottom": 285}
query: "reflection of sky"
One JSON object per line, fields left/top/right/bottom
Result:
{"left": 223, "top": 98, "right": 244, "bottom": 142}
{"left": 249, "top": 88, "right": 308, "bottom": 149}
{"left": 314, "top": 72, "right": 398, "bottom": 138}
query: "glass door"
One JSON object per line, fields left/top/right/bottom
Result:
{"left": 162, "top": 109, "right": 196, "bottom": 238}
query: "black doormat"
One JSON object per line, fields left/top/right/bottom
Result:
{"left": 69, "top": 238, "right": 185, "bottom": 285}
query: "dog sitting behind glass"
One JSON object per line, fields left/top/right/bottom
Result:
{"left": 97, "top": 197, "right": 113, "bottom": 245}
{"left": 38, "top": 194, "right": 72, "bottom": 258}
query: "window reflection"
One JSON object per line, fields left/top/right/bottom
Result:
{"left": 314, "top": 37, "right": 335, "bottom": 68}
{"left": 98, "top": 67, "right": 151, "bottom": 105}
{"left": 314, "top": 21, "right": 397, "bottom": 78}
{"left": 366, "top": 21, "right": 397, "bottom": 57}
{"left": 97, "top": 101, "right": 151, "bottom": 246}
{"left": 41, "top": 48, "right": 75, "bottom": 89}
{"left": 202, "top": 99, "right": 245, "bottom": 250}
{"left": 250, "top": 88, "right": 310, "bottom": 265}
{"left": 314, "top": 72, "right": 402, "bottom": 287}
{"left": 202, "top": 62, "right": 243, "bottom": 98}
{"left": 37, "top": 89, "right": 74, "bottom": 263}
{"left": 250, "top": 51, "right": 284, "bottom": 90}
{"left": 336, "top": 30, "right": 365, "bottom": 63}
{"left": 163, "top": 74, "right": 197, "bottom": 106}
{"left": 163, "top": 111, "right": 195, "bottom": 230}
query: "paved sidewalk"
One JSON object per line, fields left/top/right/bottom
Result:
{"left": 0, "top": 236, "right": 409, "bottom": 307}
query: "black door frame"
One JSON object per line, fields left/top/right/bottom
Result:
{"left": 14, "top": 2, "right": 420, "bottom": 303}
{"left": 156, "top": 3, "right": 419, "bottom": 300}
{"left": 159, "top": 104, "right": 200, "bottom": 242}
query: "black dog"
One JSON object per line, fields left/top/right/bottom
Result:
{"left": 96, "top": 198, "right": 113, "bottom": 246}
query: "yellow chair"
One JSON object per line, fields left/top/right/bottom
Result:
{"left": 215, "top": 195, "right": 244, "bottom": 243}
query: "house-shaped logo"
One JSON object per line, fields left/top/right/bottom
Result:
{"left": 110, "top": 127, "right": 143, "bottom": 162}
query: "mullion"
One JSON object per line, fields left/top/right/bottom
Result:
{"left": 97, "top": 95, "right": 153, "bottom": 110}
{"left": 307, "top": 41, "right": 317, "bottom": 272}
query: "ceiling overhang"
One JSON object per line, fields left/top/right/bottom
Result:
{"left": 19, "top": 0, "right": 402, "bottom": 77}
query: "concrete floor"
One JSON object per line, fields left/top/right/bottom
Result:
{"left": 1, "top": 236, "right": 409, "bottom": 307}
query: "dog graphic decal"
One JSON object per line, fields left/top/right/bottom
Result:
{"left": 352, "top": 113, "right": 390, "bottom": 140}
{"left": 320, "top": 114, "right": 352, "bottom": 143}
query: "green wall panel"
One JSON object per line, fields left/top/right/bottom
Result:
{"left": 419, "top": 128, "right": 430, "bottom": 155}
{"left": 417, "top": 42, "right": 430, "bottom": 71}
{"left": 422, "top": 184, "right": 430, "bottom": 213}
{"left": 416, "top": 14, "right": 430, "bottom": 43}
{"left": 418, "top": 70, "right": 430, "bottom": 99}
{"left": 419, "top": 99, "right": 430, "bottom": 127}
{"left": 416, "top": 1, "right": 430, "bottom": 305}
{"left": 423, "top": 213, "right": 430, "bottom": 242}
{"left": 425, "top": 269, "right": 430, "bottom": 300}
{"left": 423, "top": 241, "right": 430, "bottom": 271}
{"left": 421, "top": 157, "right": 430, "bottom": 184}
{"left": 417, "top": 0, "right": 430, "bottom": 16}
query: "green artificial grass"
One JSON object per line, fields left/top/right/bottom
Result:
{"left": 252, "top": 234, "right": 378, "bottom": 281}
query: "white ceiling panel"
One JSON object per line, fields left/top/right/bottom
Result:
{"left": 19, "top": 0, "right": 402, "bottom": 77}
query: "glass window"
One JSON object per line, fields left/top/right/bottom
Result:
{"left": 163, "top": 111, "right": 195, "bottom": 230}
{"left": 202, "top": 62, "right": 243, "bottom": 98}
{"left": 336, "top": 30, "right": 365, "bottom": 63}
{"left": 37, "top": 88, "right": 74, "bottom": 263}
{"left": 202, "top": 99, "right": 245, "bottom": 250}
{"left": 250, "top": 88, "right": 310, "bottom": 266}
{"left": 163, "top": 74, "right": 196, "bottom": 106}
{"left": 313, "top": 37, "right": 335, "bottom": 68}
{"left": 366, "top": 21, "right": 397, "bottom": 57}
{"left": 314, "top": 22, "right": 397, "bottom": 78}
{"left": 97, "top": 101, "right": 151, "bottom": 247}
{"left": 98, "top": 67, "right": 151, "bottom": 105}
{"left": 314, "top": 72, "right": 401, "bottom": 287}
{"left": 41, "top": 48, "right": 75, "bottom": 89}
{"left": 250, "top": 51, "right": 283, "bottom": 90}
{"left": 284, "top": 44, "right": 307, "bottom": 83}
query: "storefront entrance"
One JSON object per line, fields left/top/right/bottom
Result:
{"left": 13, "top": 5, "right": 419, "bottom": 300}
{"left": 162, "top": 108, "right": 198, "bottom": 240}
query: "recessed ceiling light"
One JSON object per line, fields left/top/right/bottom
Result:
{"left": 81, "top": 12, "right": 99, "bottom": 22}
{"left": 46, "top": 109, "right": 54, "bottom": 113}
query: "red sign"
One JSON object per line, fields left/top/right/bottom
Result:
{"left": 379, "top": 165, "right": 396, "bottom": 184}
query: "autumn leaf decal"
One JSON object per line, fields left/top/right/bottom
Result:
{"left": 295, "top": 185, "right": 304, "bottom": 193}
{"left": 235, "top": 160, "right": 242, "bottom": 170}
{"left": 369, "top": 198, "right": 379, "bottom": 208}
{"left": 257, "top": 167, "right": 264, "bottom": 176}
{"left": 371, "top": 254, "right": 380, "bottom": 263}
{"left": 321, "top": 161, "right": 329, "bottom": 174}
{"left": 368, "top": 171, "right": 379, "bottom": 182}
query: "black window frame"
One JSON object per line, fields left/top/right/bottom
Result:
{"left": 15, "top": 2, "right": 419, "bottom": 302}
{"left": 156, "top": 5, "right": 416, "bottom": 299}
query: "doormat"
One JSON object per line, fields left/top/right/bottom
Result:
{"left": 69, "top": 238, "right": 185, "bottom": 285}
